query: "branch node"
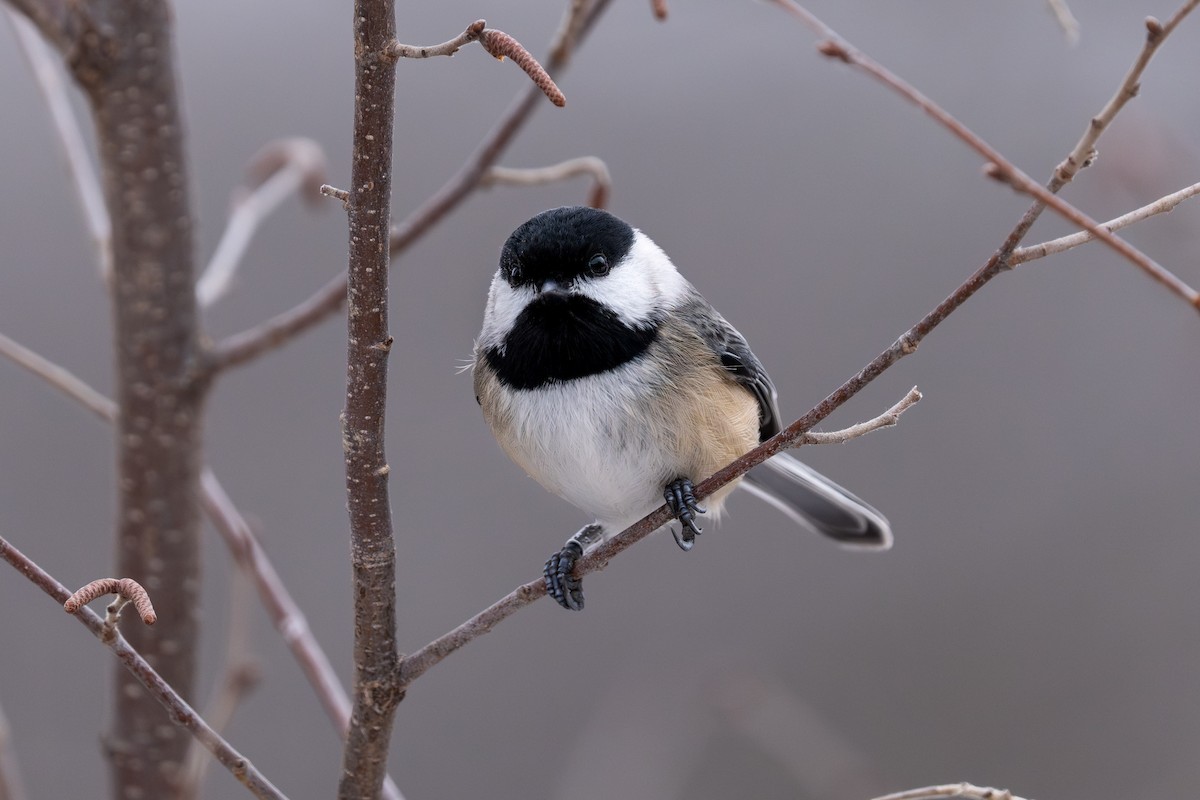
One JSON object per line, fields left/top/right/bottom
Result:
{"left": 815, "top": 39, "right": 850, "bottom": 61}
{"left": 1145, "top": 15, "right": 1165, "bottom": 40}
{"left": 982, "top": 161, "right": 1009, "bottom": 183}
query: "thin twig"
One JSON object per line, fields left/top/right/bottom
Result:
{"left": 196, "top": 138, "right": 328, "bottom": 307}
{"left": 481, "top": 156, "right": 612, "bottom": 209}
{"left": 0, "top": 331, "right": 116, "bottom": 421}
{"left": 0, "top": 701, "right": 28, "bottom": 800}
{"left": 1053, "top": 2, "right": 1199, "bottom": 188}
{"left": 1012, "top": 181, "right": 1200, "bottom": 265}
{"left": 873, "top": 783, "right": 1030, "bottom": 800}
{"left": 0, "top": 335, "right": 406, "bottom": 795}
{"left": 777, "top": 0, "right": 1200, "bottom": 311}
{"left": 386, "top": 19, "right": 485, "bottom": 58}
{"left": 0, "top": 536, "right": 288, "bottom": 800}
{"left": 208, "top": 0, "right": 614, "bottom": 373}
{"left": 179, "top": 565, "right": 260, "bottom": 798}
{"left": 801, "top": 387, "right": 921, "bottom": 446}
{"left": 7, "top": 9, "right": 112, "bottom": 281}
{"left": 1045, "top": 0, "right": 1080, "bottom": 45}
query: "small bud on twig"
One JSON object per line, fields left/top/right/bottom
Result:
{"left": 651, "top": 0, "right": 669, "bottom": 21}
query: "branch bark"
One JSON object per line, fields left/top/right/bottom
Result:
{"left": 62, "top": 1, "right": 210, "bottom": 795}
{"left": 336, "top": 0, "right": 401, "bottom": 797}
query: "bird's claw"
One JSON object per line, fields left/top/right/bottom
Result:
{"left": 544, "top": 541, "right": 585, "bottom": 611}
{"left": 664, "top": 477, "right": 705, "bottom": 552}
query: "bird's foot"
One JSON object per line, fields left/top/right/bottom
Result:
{"left": 544, "top": 524, "right": 602, "bottom": 611}
{"left": 664, "top": 477, "right": 706, "bottom": 551}
{"left": 544, "top": 542, "right": 584, "bottom": 610}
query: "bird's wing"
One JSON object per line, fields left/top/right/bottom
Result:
{"left": 678, "top": 286, "right": 781, "bottom": 442}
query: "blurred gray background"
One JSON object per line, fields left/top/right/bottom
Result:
{"left": 2, "top": 1, "right": 1198, "bottom": 798}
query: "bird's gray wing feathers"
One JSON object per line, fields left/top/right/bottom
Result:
{"left": 678, "top": 287, "right": 782, "bottom": 441}
{"left": 677, "top": 286, "right": 892, "bottom": 549}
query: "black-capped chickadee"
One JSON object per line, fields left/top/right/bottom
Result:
{"left": 473, "top": 207, "right": 891, "bottom": 610}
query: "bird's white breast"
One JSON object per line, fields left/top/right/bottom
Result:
{"left": 486, "top": 355, "right": 675, "bottom": 532}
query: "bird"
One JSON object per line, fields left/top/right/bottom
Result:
{"left": 472, "top": 206, "right": 891, "bottom": 610}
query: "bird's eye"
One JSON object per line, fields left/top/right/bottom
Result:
{"left": 587, "top": 253, "right": 609, "bottom": 276}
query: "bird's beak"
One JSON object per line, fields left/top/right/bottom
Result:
{"left": 536, "top": 279, "right": 569, "bottom": 298}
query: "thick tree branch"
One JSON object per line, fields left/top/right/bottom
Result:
{"left": 207, "top": 0, "right": 613, "bottom": 373}
{"left": 0, "top": 536, "right": 287, "bottom": 800}
{"left": 68, "top": 2, "right": 210, "bottom": 792}
{"left": 336, "top": 0, "right": 401, "bottom": 797}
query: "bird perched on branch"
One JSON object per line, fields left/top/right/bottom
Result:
{"left": 473, "top": 206, "right": 891, "bottom": 610}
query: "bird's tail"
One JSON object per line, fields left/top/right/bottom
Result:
{"left": 741, "top": 452, "right": 892, "bottom": 549}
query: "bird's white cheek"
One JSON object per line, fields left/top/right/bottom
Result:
{"left": 479, "top": 276, "right": 533, "bottom": 351}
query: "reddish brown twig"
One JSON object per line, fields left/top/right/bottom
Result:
{"left": 651, "top": 0, "right": 668, "bottom": 21}
{"left": 478, "top": 28, "right": 566, "bottom": 107}
{"left": 64, "top": 578, "right": 157, "bottom": 625}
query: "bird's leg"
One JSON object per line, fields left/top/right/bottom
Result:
{"left": 544, "top": 523, "right": 603, "bottom": 611}
{"left": 664, "top": 477, "right": 706, "bottom": 551}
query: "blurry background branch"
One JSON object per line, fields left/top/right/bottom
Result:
{"left": 481, "top": 156, "right": 612, "bottom": 209}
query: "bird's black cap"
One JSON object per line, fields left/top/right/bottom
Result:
{"left": 499, "top": 206, "right": 635, "bottom": 288}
